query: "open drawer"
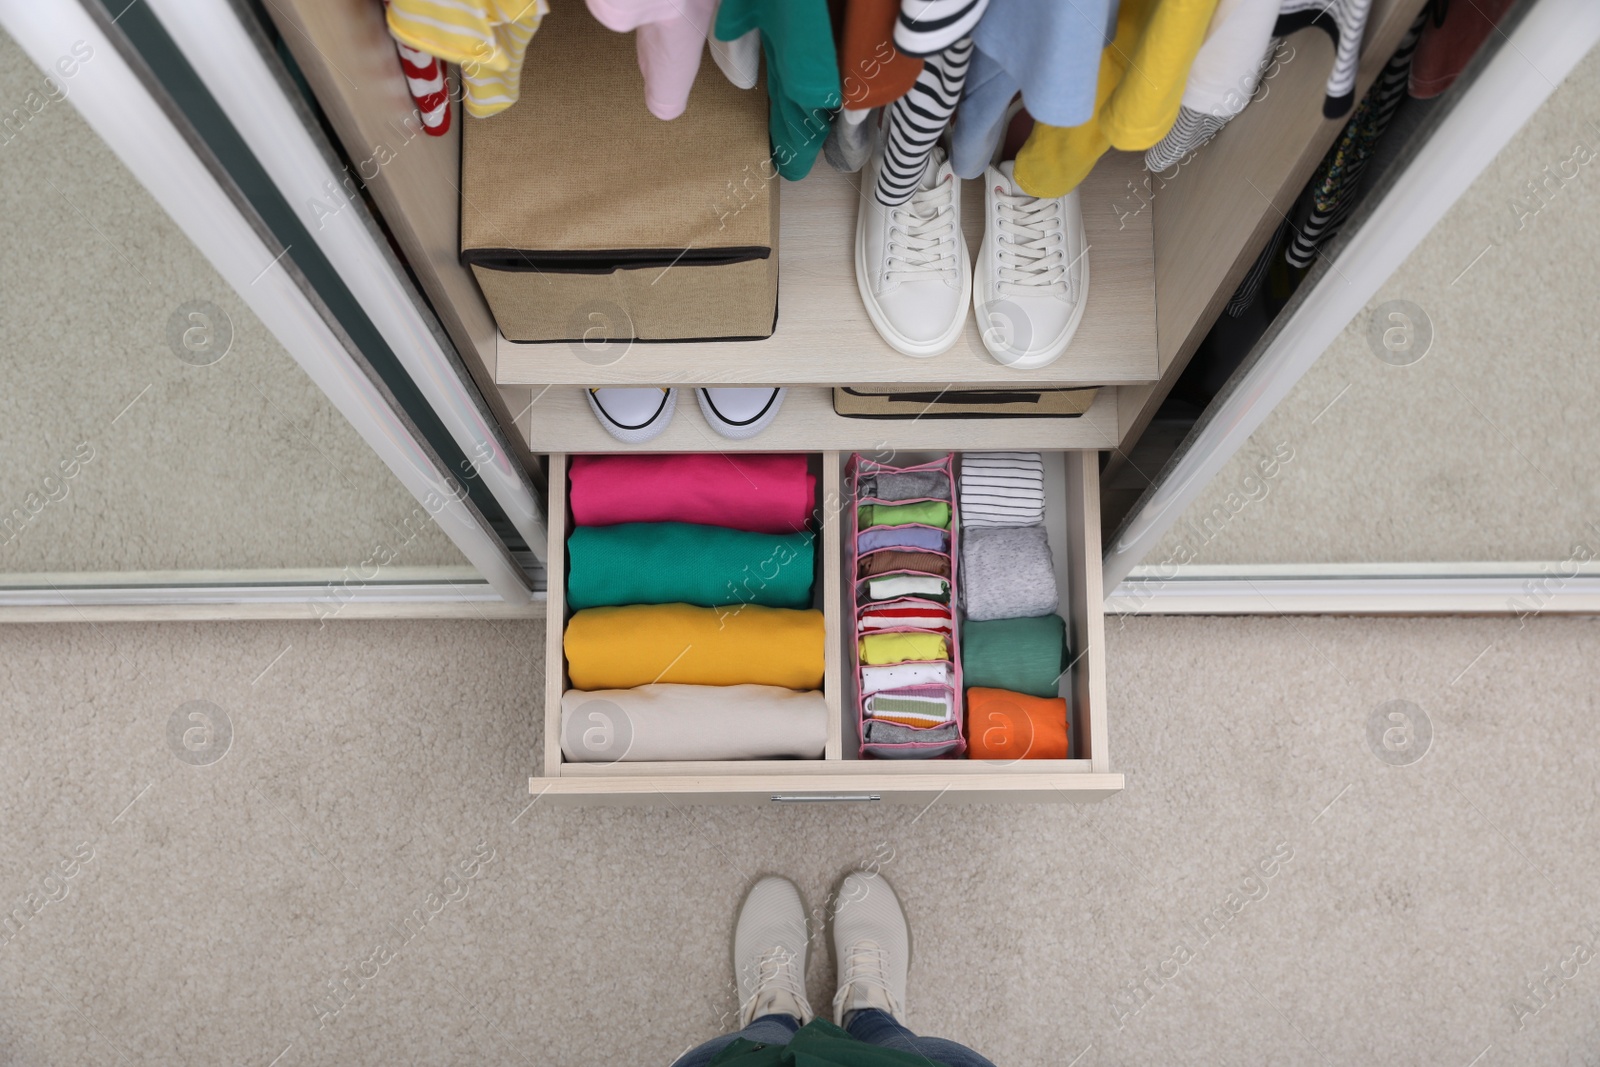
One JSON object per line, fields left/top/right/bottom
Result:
{"left": 533, "top": 450, "right": 1121, "bottom": 805}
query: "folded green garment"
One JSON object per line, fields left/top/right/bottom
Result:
{"left": 566, "top": 522, "right": 814, "bottom": 610}
{"left": 961, "top": 614, "right": 1066, "bottom": 698}
{"left": 857, "top": 501, "right": 950, "bottom": 529}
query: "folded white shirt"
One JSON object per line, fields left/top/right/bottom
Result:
{"left": 866, "top": 575, "right": 949, "bottom": 600}
{"left": 860, "top": 661, "right": 953, "bottom": 695}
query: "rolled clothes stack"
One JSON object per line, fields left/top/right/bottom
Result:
{"left": 957, "top": 452, "right": 1070, "bottom": 759}
{"left": 561, "top": 453, "right": 827, "bottom": 762}
{"left": 852, "top": 455, "right": 963, "bottom": 759}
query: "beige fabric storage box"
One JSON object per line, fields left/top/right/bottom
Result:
{"left": 460, "top": 9, "right": 778, "bottom": 343}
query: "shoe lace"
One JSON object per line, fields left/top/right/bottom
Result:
{"left": 831, "top": 939, "right": 904, "bottom": 1020}
{"left": 741, "top": 945, "right": 808, "bottom": 1024}
{"left": 883, "top": 176, "right": 959, "bottom": 285}
{"left": 993, "top": 189, "right": 1069, "bottom": 296}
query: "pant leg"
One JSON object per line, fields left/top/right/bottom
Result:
{"left": 671, "top": 1014, "right": 801, "bottom": 1067}
{"left": 844, "top": 1008, "right": 998, "bottom": 1067}
{"left": 874, "top": 38, "right": 975, "bottom": 206}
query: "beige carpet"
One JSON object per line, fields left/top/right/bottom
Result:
{"left": 1, "top": 614, "right": 1597, "bottom": 1065}
{"left": 1152, "top": 40, "right": 1600, "bottom": 567}
{"left": 0, "top": 29, "right": 465, "bottom": 578}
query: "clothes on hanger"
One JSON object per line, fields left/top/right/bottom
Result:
{"left": 836, "top": 0, "right": 924, "bottom": 111}
{"left": 1013, "top": 0, "right": 1220, "bottom": 197}
{"left": 873, "top": 38, "right": 974, "bottom": 206}
{"left": 382, "top": 2, "right": 451, "bottom": 136}
{"left": 584, "top": 0, "right": 722, "bottom": 121}
{"left": 715, "top": 0, "right": 842, "bottom": 179}
{"left": 1409, "top": 0, "right": 1517, "bottom": 99}
{"left": 1275, "top": 0, "right": 1374, "bottom": 118}
{"left": 710, "top": 0, "right": 763, "bottom": 90}
{"left": 384, "top": 0, "right": 549, "bottom": 117}
{"left": 895, "top": 0, "right": 993, "bottom": 56}
{"left": 1143, "top": 0, "right": 1279, "bottom": 171}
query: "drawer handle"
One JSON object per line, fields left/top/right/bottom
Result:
{"left": 770, "top": 793, "right": 882, "bottom": 803}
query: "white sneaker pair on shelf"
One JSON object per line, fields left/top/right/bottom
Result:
{"left": 855, "top": 146, "right": 1089, "bottom": 369}
{"left": 732, "top": 871, "right": 910, "bottom": 1028}
{"left": 585, "top": 386, "right": 785, "bottom": 444}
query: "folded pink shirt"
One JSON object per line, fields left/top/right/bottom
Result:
{"left": 586, "top": 0, "right": 718, "bottom": 120}
{"left": 569, "top": 453, "right": 817, "bottom": 533}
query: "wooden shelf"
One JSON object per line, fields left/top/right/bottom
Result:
{"left": 495, "top": 151, "right": 1157, "bottom": 389}
{"left": 518, "top": 385, "right": 1121, "bottom": 453}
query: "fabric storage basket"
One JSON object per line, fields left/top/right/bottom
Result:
{"left": 460, "top": 7, "right": 778, "bottom": 343}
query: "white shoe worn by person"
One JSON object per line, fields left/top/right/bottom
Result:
{"left": 830, "top": 871, "right": 910, "bottom": 1026}
{"left": 974, "top": 160, "right": 1089, "bottom": 370}
{"left": 585, "top": 387, "right": 676, "bottom": 444}
{"left": 855, "top": 146, "right": 971, "bottom": 358}
{"left": 733, "top": 876, "right": 815, "bottom": 1027}
{"left": 697, "top": 387, "right": 786, "bottom": 440}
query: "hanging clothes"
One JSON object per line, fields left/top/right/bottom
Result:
{"left": 585, "top": 0, "right": 722, "bottom": 121}
{"left": 835, "top": 0, "right": 925, "bottom": 111}
{"left": 385, "top": 0, "right": 549, "bottom": 118}
{"left": 389, "top": 36, "right": 452, "bottom": 135}
{"left": 710, "top": 0, "right": 763, "bottom": 90}
{"left": 715, "top": 0, "right": 842, "bottom": 179}
{"left": 948, "top": 0, "right": 1117, "bottom": 180}
{"left": 1143, "top": 0, "right": 1279, "bottom": 172}
{"left": 1012, "top": 0, "right": 1220, "bottom": 198}
{"left": 874, "top": 38, "right": 974, "bottom": 205}
{"left": 1410, "top": 0, "right": 1518, "bottom": 99}
{"left": 1275, "top": 0, "right": 1374, "bottom": 117}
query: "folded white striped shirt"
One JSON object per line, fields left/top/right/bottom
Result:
{"left": 864, "top": 689, "right": 953, "bottom": 724}
{"left": 959, "top": 451, "right": 1044, "bottom": 527}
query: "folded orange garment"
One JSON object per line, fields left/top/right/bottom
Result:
{"left": 564, "top": 603, "right": 825, "bottom": 690}
{"left": 966, "top": 687, "right": 1069, "bottom": 760}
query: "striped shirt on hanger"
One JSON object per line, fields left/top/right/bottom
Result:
{"left": 959, "top": 451, "right": 1045, "bottom": 527}
{"left": 894, "top": 0, "right": 991, "bottom": 58}
{"left": 875, "top": 37, "right": 974, "bottom": 206}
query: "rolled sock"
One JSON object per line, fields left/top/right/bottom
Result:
{"left": 960, "top": 525, "right": 1058, "bottom": 621}
{"left": 857, "top": 526, "right": 949, "bottom": 553}
{"left": 858, "top": 549, "right": 950, "bottom": 579}
{"left": 959, "top": 452, "right": 1044, "bottom": 527}
{"left": 961, "top": 614, "right": 1065, "bottom": 697}
{"left": 861, "top": 661, "right": 952, "bottom": 693}
{"left": 863, "top": 719, "right": 961, "bottom": 745}
{"left": 866, "top": 575, "right": 948, "bottom": 601}
{"left": 859, "top": 632, "right": 950, "bottom": 665}
{"left": 859, "top": 600, "right": 953, "bottom": 632}
{"left": 858, "top": 501, "right": 951, "bottom": 528}
{"left": 858, "top": 469, "right": 952, "bottom": 501}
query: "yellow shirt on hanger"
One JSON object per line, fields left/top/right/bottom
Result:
{"left": 1014, "top": 0, "right": 1219, "bottom": 198}
{"left": 386, "top": 0, "right": 550, "bottom": 118}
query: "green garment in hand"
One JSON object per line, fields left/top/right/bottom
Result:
{"left": 961, "top": 614, "right": 1067, "bottom": 698}
{"left": 566, "top": 522, "right": 814, "bottom": 610}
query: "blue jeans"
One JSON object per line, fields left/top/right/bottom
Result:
{"left": 671, "top": 1009, "right": 996, "bottom": 1067}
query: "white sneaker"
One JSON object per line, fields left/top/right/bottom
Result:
{"left": 585, "top": 387, "right": 676, "bottom": 444}
{"left": 733, "top": 876, "right": 815, "bottom": 1027}
{"left": 697, "top": 387, "right": 786, "bottom": 440}
{"left": 975, "top": 161, "right": 1089, "bottom": 370}
{"left": 830, "top": 871, "right": 910, "bottom": 1025}
{"left": 855, "top": 145, "right": 971, "bottom": 358}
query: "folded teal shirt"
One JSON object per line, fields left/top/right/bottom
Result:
{"left": 567, "top": 522, "right": 814, "bottom": 610}
{"left": 961, "top": 614, "right": 1066, "bottom": 697}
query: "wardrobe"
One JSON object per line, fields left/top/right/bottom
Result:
{"left": 258, "top": 0, "right": 1429, "bottom": 804}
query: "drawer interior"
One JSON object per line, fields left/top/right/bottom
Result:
{"left": 537, "top": 449, "right": 1114, "bottom": 802}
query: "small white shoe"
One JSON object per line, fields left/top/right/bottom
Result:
{"left": 855, "top": 145, "right": 971, "bottom": 358}
{"left": 733, "top": 876, "right": 815, "bottom": 1027}
{"left": 974, "top": 161, "right": 1089, "bottom": 370}
{"left": 830, "top": 871, "right": 910, "bottom": 1025}
{"left": 585, "top": 387, "right": 676, "bottom": 444}
{"left": 697, "top": 387, "right": 786, "bottom": 440}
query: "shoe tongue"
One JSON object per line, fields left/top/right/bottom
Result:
{"left": 995, "top": 160, "right": 1019, "bottom": 193}
{"left": 918, "top": 148, "right": 950, "bottom": 194}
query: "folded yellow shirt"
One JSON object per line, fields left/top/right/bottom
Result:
{"left": 1016, "top": 0, "right": 1218, "bottom": 198}
{"left": 565, "top": 604, "right": 825, "bottom": 691}
{"left": 857, "top": 632, "right": 950, "bottom": 666}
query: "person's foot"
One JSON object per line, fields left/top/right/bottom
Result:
{"left": 585, "top": 387, "right": 676, "bottom": 443}
{"left": 733, "top": 876, "right": 815, "bottom": 1027}
{"left": 855, "top": 144, "right": 971, "bottom": 358}
{"left": 974, "top": 161, "right": 1089, "bottom": 370}
{"left": 830, "top": 871, "right": 910, "bottom": 1025}
{"left": 696, "top": 387, "right": 786, "bottom": 440}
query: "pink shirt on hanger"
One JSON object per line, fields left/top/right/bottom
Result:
{"left": 586, "top": 0, "right": 720, "bottom": 120}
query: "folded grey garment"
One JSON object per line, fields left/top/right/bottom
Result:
{"left": 823, "top": 108, "right": 875, "bottom": 173}
{"left": 960, "top": 525, "right": 1060, "bottom": 621}
{"left": 858, "top": 469, "right": 951, "bottom": 502}
{"left": 561, "top": 685, "right": 827, "bottom": 762}
{"left": 863, "top": 719, "right": 961, "bottom": 747}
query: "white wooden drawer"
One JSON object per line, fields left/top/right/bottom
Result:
{"left": 533, "top": 450, "right": 1121, "bottom": 805}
